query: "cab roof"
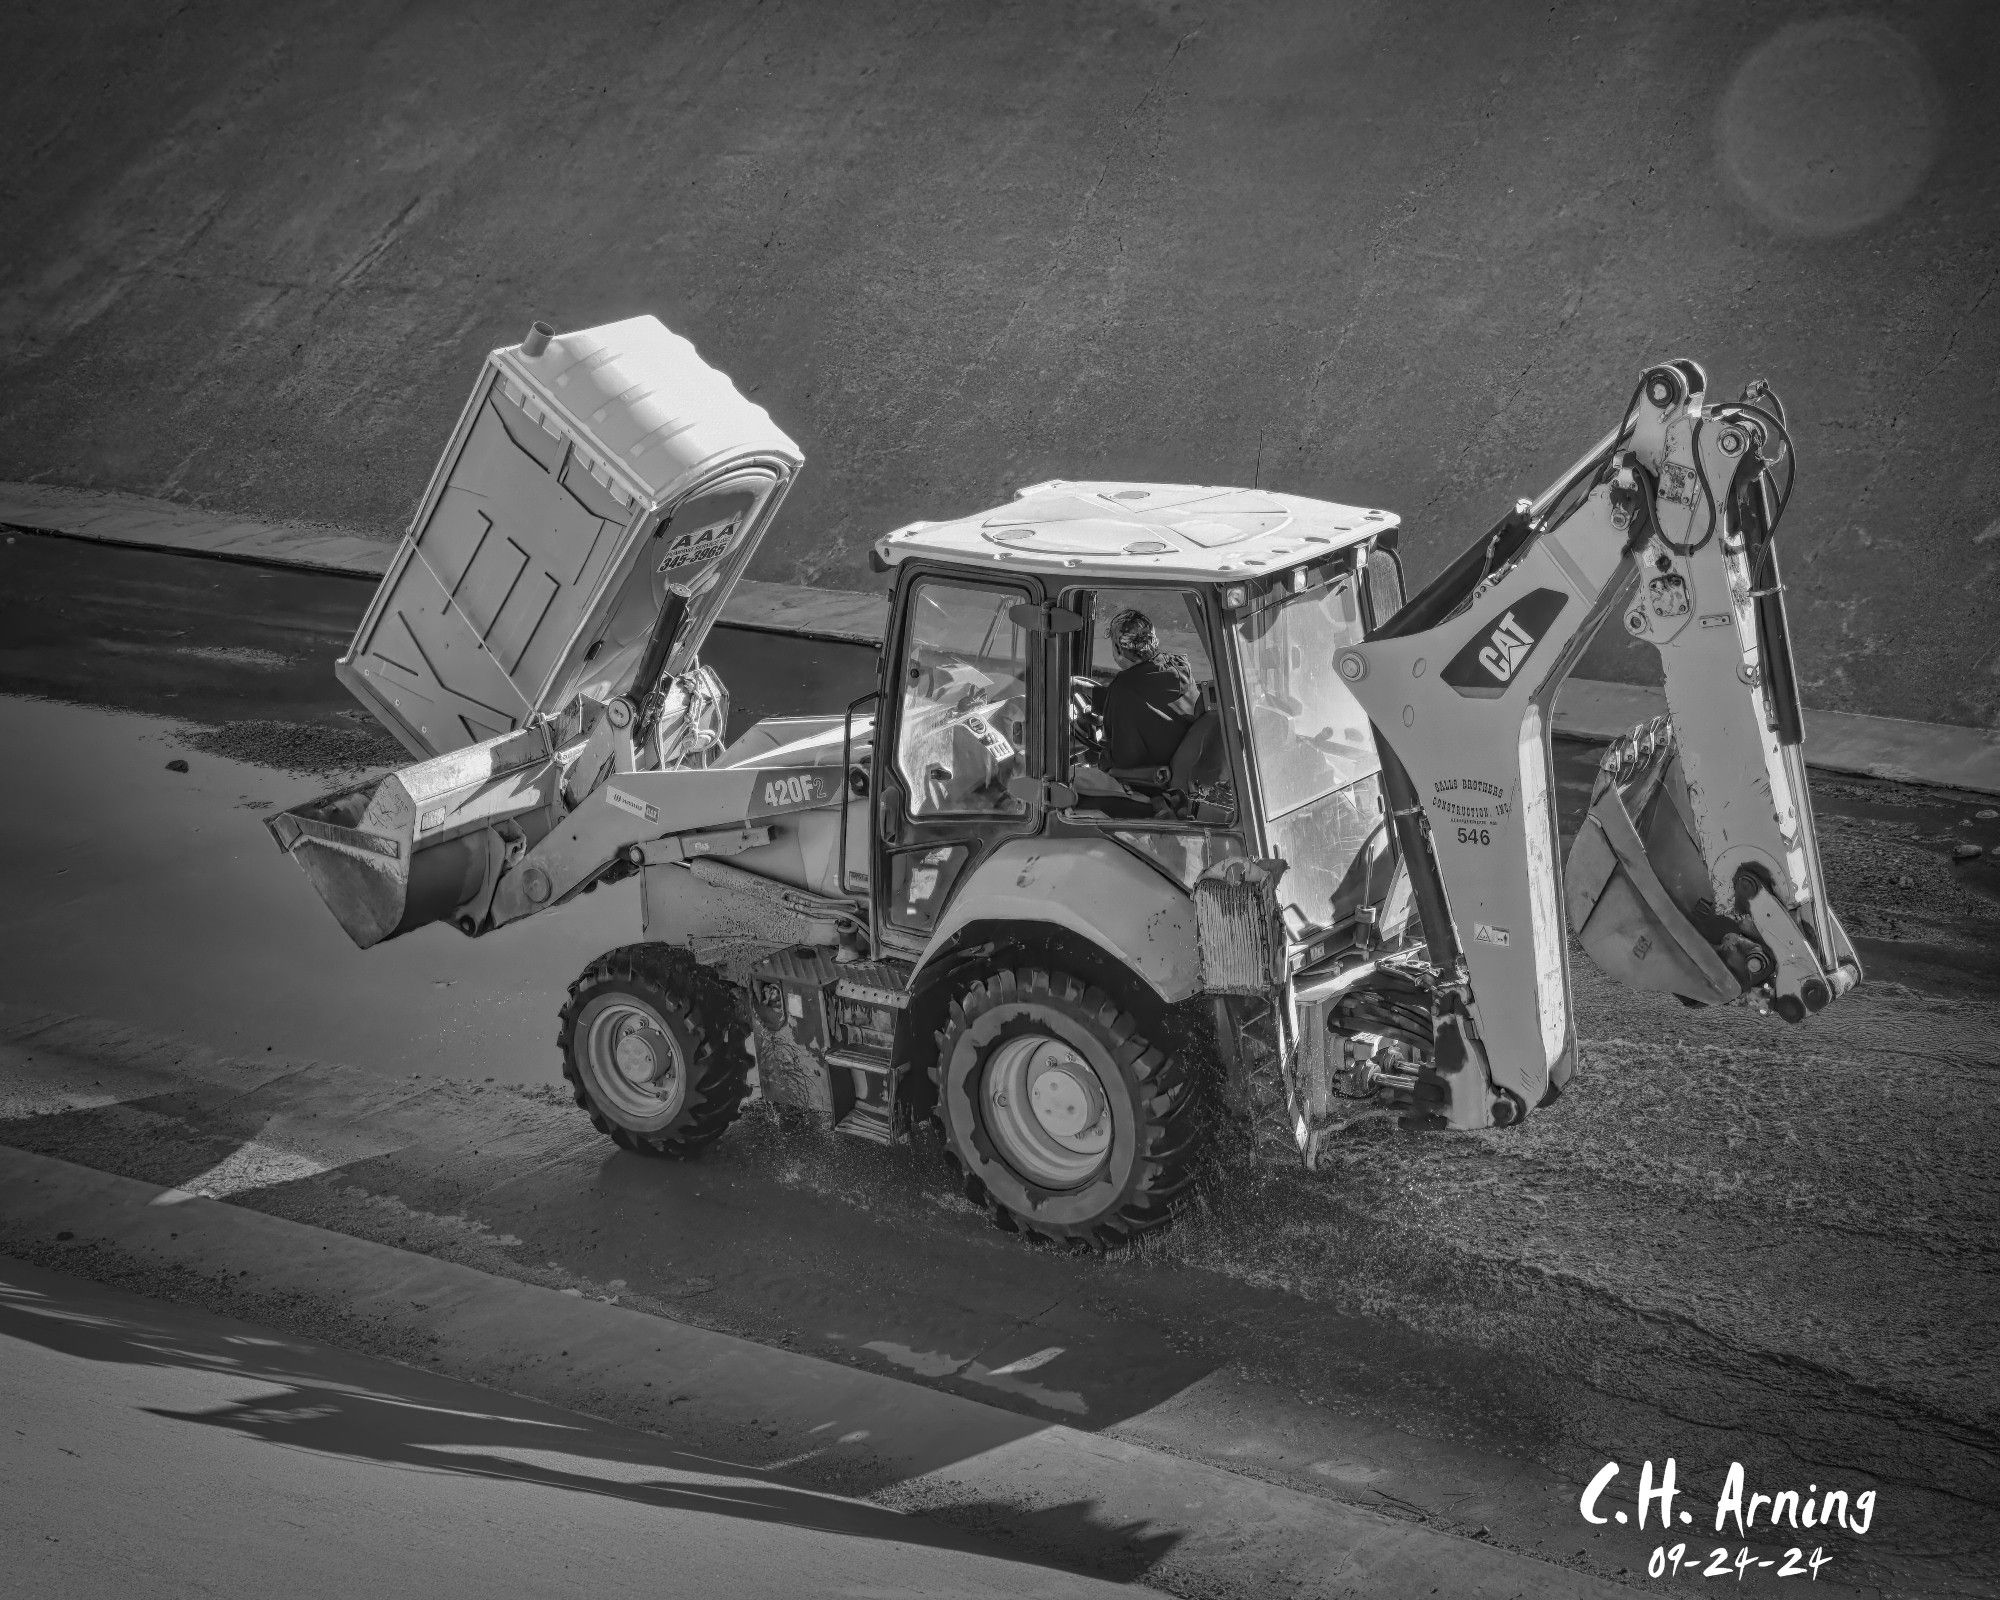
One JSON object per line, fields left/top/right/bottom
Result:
{"left": 874, "top": 480, "right": 1398, "bottom": 585}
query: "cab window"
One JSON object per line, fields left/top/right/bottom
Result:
{"left": 1062, "top": 586, "right": 1232, "bottom": 824}
{"left": 895, "top": 580, "right": 1030, "bottom": 817}
{"left": 1230, "top": 572, "right": 1377, "bottom": 819}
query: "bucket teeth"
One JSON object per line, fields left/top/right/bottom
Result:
{"left": 1599, "top": 714, "right": 1675, "bottom": 785}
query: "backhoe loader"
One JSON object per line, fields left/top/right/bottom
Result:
{"left": 268, "top": 316, "right": 1859, "bottom": 1245}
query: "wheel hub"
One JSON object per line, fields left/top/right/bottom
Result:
{"left": 983, "top": 1034, "right": 1111, "bottom": 1188}
{"left": 613, "top": 1022, "right": 667, "bottom": 1085}
{"left": 583, "top": 999, "right": 687, "bottom": 1124}
{"left": 1028, "top": 1063, "right": 1095, "bottom": 1136}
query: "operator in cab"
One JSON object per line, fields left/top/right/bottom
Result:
{"left": 1102, "top": 608, "right": 1199, "bottom": 772}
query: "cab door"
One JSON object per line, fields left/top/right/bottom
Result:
{"left": 872, "top": 568, "right": 1053, "bottom": 949}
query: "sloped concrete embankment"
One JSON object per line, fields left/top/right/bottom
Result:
{"left": 6, "top": 2, "right": 1999, "bottom": 728}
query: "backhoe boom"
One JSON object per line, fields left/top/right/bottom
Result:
{"left": 1334, "top": 360, "right": 1858, "bottom": 1129}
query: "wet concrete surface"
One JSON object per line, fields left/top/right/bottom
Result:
{"left": 3, "top": 534, "right": 1998, "bottom": 1596}
{"left": 1, "top": 1256, "right": 1127, "bottom": 1600}
{"left": 0, "top": 530, "right": 878, "bottom": 1079}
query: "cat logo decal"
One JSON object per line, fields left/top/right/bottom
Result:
{"left": 1442, "top": 588, "right": 1569, "bottom": 699}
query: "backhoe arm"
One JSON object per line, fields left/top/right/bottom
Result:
{"left": 1566, "top": 369, "right": 1859, "bottom": 1026}
{"left": 1334, "top": 359, "right": 1858, "bottom": 1131}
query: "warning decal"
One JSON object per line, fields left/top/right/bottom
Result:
{"left": 605, "top": 786, "right": 661, "bottom": 825}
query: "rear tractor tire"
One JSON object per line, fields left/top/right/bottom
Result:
{"left": 559, "top": 944, "right": 752, "bottom": 1157}
{"left": 932, "top": 966, "right": 1209, "bottom": 1248}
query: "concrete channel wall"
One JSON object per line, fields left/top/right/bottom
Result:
{"left": 5, "top": 2, "right": 1998, "bottom": 729}
{"left": 6, "top": 481, "right": 1996, "bottom": 795}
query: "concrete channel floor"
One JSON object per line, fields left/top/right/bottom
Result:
{"left": 2, "top": 531, "right": 1997, "bottom": 1596}
{"left": 0, "top": 1254, "right": 1132, "bottom": 1600}
{"left": 5, "top": 1151, "right": 1641, "bottom": 1600}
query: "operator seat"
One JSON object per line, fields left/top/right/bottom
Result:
{"left": 1167, "top": 707, "right": 1225, "bottom": 793}
{"left": 1107, "top": 687, "right": 1227, "bottom": 819}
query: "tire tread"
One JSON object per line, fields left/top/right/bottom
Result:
{"left": 557, "top": 943, "right": 751, "bottom": 1159}
{"left": 933, "top": 963, "right": 1211, "bottom": 1248}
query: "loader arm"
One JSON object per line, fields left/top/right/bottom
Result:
{"left": 1333, "top": 360, "right": 1858, "bottom": 1129}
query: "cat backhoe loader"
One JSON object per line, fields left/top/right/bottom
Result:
{"left": 268, "top": 317, "right": 1858, "bottom": 1245}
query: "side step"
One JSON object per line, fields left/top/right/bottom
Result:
{"left": 825, "top": 1042, "right": 901, "bottom": 1147}
{"left": 745, "top": 952, "right": 913, "bottom": 1140}
{"left": 831, "top": 1097, "right": 897, "bottom": 1147}
{"left": 831, "top": 963, "right": 911, "bottom": 1144}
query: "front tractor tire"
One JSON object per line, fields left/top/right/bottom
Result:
{"left": 559, "top": 944, "right": 751, "bottom": 1158}
{"left": 933, "top": 966, "right": 1209, "bottom": 1248}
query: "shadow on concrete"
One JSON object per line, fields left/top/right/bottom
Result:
{"left": 0, "top": 1098, "right": 286, "bottom": 1201}
{"left": 0, "top": 1260, "right": 1181, "bottom": 1582}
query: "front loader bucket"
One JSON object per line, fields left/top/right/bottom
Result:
{"left": 266, "top": 780, "right": 492, "bottom": 950}
{"left": 265, "top": 727, "right": 562, "bottom": 950}
{"left": 1563, "top": 718, "right": 1744, "bottom": 1006}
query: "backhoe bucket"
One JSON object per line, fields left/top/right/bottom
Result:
{"left": 264, "top": 727, "right": 563, "bottom": 949}
{"left": 1563, "top": 718, "right": 1744, "bottom": 1006}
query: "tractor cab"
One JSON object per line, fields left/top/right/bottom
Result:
{"left": 867, "top": 481, "right": 1419, "bottom": 973}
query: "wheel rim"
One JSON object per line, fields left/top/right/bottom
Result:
{"left": 981, "top": 1033, "right": 1113, "bottom": 1189}
{"left": 581, "top": 998, "right": 688, "bottom": 1125}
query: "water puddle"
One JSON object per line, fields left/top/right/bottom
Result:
{"left": 0, "top": 694, "right": 636, "bottom": 1087}
{"left": 864, "top": 1336, "right": 1089, "bottom": 1415}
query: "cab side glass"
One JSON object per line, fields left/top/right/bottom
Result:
{"left": 895, "top": 580, "right": 1030, "bottom": 817}
{"left": 1233, "top": 573, "right": 1377, "bottom": 818}
{"left": 1231, "top": 573, "right": 1383, "bottom": 930}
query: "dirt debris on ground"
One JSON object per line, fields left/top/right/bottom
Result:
{"left": 1817, "top": 812, "right": 2000, "bottom": 953}
{"left": 5, "top": 965, "right": 1996, "bottom": 1594}
{"left": 171, "top": 716, "right": 407, "bottom": 778}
